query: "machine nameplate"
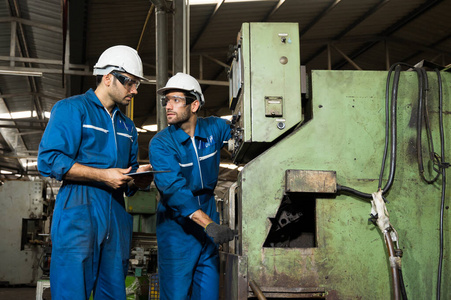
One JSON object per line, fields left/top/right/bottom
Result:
{"left": 265, "top": 96, "right": 283, "bottom": 117}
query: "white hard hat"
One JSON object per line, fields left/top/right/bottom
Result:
{"left": 93, "top": 45, "right": 149, "bottom": 81}
{"left": 157, "top": 73, "right": 205, "bottom": 106}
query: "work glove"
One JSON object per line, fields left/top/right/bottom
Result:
{"left": 205, "top": 222, "right": 237, "bottom": 244}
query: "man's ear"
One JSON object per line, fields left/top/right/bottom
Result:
{"left": 104, "top": 74, "right": 112, "bottom": 87}
{"left": 191, "top": 99, "right": 200, "bottom": 113}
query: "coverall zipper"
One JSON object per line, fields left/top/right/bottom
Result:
{"left": 191, "top": 137, "right": 204, "bottom": 206}
{"left": 105, "top": 108, "right": 119, "bottom": 240}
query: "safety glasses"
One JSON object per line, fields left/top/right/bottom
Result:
{"left": 161, "top": 95, "right": 196, "bottom": 107}
{"left": 111, "top": 72, "right": 140, "bottom": 90}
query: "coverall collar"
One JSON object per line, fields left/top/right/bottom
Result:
{"left": 86, "top": 88, "right": 122, "bottom": 117}
{"left": 171, "top": 120, "right": 208, "bottom": 145}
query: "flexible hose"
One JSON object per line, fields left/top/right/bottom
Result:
{"left": 398, "top": 267, "right": 408, "bottom": 300}
{"left": 434, "top": 69, "right": 446, "bottom": 300}
{"left": 384, "top": 231, "right": 401, "bottom": 300}
{"left": 340, "top": 63, "right": 411, "bottom": 199}
{"left": 416, "top": 68, "right": 440, "bottom": 184}
{"left": 380, "top": 64, "right": 401, "bottom": 193}
{"left": 337, "top": 65, "right": 447, "bottom": 299}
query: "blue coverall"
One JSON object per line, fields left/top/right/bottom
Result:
{"left": 149, "top": 117, "right": 231, "bottom": 300}
{"left": 38, "top": 89, "right": 139, "bottom": 300}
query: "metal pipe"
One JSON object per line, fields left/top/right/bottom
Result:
{"left": 384, "top": 231, "right": 401, "bottom": 300}
{"left": 173, "top": 0, "right": 185, "bottom": 73}
{"left": 249, "top": 280, "right": 267, "bottom": 300}
{"left": 152, "top": 0, "right": 168, "bottom": 131}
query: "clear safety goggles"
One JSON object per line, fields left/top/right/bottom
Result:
{"left": 161, "top": 95, "right": 196, "bottom": 107}
{"left": 111, "top": 72, "right": 140, "bottom": 90}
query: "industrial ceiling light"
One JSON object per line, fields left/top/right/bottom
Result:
{"left": 0, "top": 69, "right": 43, "bottom": 77}
{"left": 189, "top": 0, "right": 277, "bottom": 4}
{"left": 142, "top": 124, "right": 158, "bottom": 132}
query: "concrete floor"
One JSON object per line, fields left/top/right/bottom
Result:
{"left": 0, "top": 286, "right": 51, "bottom": 300}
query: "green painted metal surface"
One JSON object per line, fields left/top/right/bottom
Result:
{"left": 237, "top": 70, "right": 450, "bottom": 298}
{"left": 125, "top": 189, "right": 158, "bottom": 234}
{"left": 230, "top": 23, "right": 303, "bottom": 163}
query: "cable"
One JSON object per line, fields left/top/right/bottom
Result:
{"left": 434, "top": 68, "right": 446, "bottom": 300}
{"left": 380, "top": 64, "right": 402, "bottom": 193}
{"left": 336, "top": 65, "right": 447, "bottom": 299}
{"left": 416, "top": 68, "right": 440, "bottom": 184}
{"left": 340, "top": 62, "right": 411, "bottom": 199}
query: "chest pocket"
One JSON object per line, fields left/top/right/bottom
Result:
{"left": 199, "top": 150, "right": 218, "bottom": 187}
{"left": 80, "top": 124, "right": 110, "bottom": 164}
{"left": 179, "top": 155, "right": 194, "bottom": 185}
{"left": 117, "top": 132, "right": 133, "bottom": 164}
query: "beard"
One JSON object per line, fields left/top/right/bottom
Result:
{"left": 167, "top": 105, "right": 191, "bottom": 125}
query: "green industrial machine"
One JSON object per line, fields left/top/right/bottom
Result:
{"left": 124, "top": 188, "right": 159, "bottom": 299}
{"left": 221, "top": 23, "right": 450, "bottom": 299}
{"left": 228, "top": 22, "right": 303, "bottom": 163}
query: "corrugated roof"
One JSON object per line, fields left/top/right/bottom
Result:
{"left": 0, "top": 0, "right": 450, "bottom": 181}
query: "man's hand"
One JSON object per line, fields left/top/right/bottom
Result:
{"left": 64, "top": 163, "right": 133, "bottom": 189}
{"left": 103, "top": 166, "right": 134, "bottom": 189}
{"left": 130, "top": 164, "right": 154, "bottom": 189}
{"left": 205, "top": 222, "right": 237, "bottom": 244}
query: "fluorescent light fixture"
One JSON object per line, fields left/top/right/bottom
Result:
{"left": 1, "top": 170, "right": 13, "bottom": 174}
{"left": 220, "top": 163, "right": 238, "bottom": 170}
{"left": 0, "top": 69, "right": 43, "bottom": 77}
{"left": 0, "top": 110, "right": 51, "bottom": 119}
{"left": 136, "top": 127, "right": 147, "bottom": 133}
{"left": 142, "top": 124, "right": 158, "bottom": 132}
{"left": 190, "top": 0, "right": 277, "bottom": 4}
{"left": 220, "top": 115, "right": 233, "bottom": 121}
{"left": 189, "top": 0, "right": 218, "bottom": 4}
{"left": 26, "top": 161, "right": 38, "bottom": 167}
{"left": 226, "top": 0, "right": 277, "bottom": 2}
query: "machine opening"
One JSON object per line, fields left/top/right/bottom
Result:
{"left": 263, "top": 194, "right": 316, "bottom": 248}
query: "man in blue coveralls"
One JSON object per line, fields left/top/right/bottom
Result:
{"left": 149, "top": 73, "right": 237, "bottom": 300}
{"left": 38, "top": 45, "right": 153, "bottom": 300}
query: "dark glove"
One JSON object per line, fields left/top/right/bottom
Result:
{"left": 205, "top": 222, "right": 237, "bottom": 244}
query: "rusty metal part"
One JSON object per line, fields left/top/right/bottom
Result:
{"left": 285, "top": 170, "right": 337, "bottom": 193}
{"left": 249, "top": 280, "right": 267, "bottom": 300}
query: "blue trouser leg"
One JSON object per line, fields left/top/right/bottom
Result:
{"left": 50, "top": 202, "right": 96, "bottom": 300}
{"left": 190, "top": 241, "right": 219, "bottom": 300}
{"left": 94, "top": 199, "right": 133, "bottom": 300}
{"left": 158, "top": 237, "right": 218, "bottom": 300}
{"left": 157, "top": 195, "right": 220, "bottom": 300}
{"left": 50, "top": 196, "right": 132, "bottom": 300}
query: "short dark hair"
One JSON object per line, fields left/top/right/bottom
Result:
{"left": 96, "top": 75, "right": 103, "bottom": 86}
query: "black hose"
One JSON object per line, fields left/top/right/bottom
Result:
{"left": 398, "top": 267, "right": 408, "bottom": 300}
{"left": 380, "top": 65, "right": 401, "bottom": 193}
{"left": 336, "top": 184, "right": 372, "bottom": 199}
{"left": 416, "top": 68, "right": 440, "bottom": 184}
{"left": 340, "top": 63, "right": 411, "bottom": 199}
{"left": 434, "top": 68, "right": 446, "bottom": 300}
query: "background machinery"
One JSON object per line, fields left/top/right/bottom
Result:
{"left": 220, "top": 22, "right": 450, "bottom": 299}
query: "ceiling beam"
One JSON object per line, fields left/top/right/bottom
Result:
{"left": 300, "top": 0, "right": 341, "bottom": 36}
{"left": 332, "top": 0, "right": 445, "bottom": 69}
{"left": 303, "top": 0, "right": 389, "bottom": 66}
{"left": 190, "top": 0, "right": 225, "bottom": 51}
{"left": 0, "top": 17, "right": 62, "bottom": 33}
{"left": 262, "top": 0, "right": 286, "bottom": 22}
